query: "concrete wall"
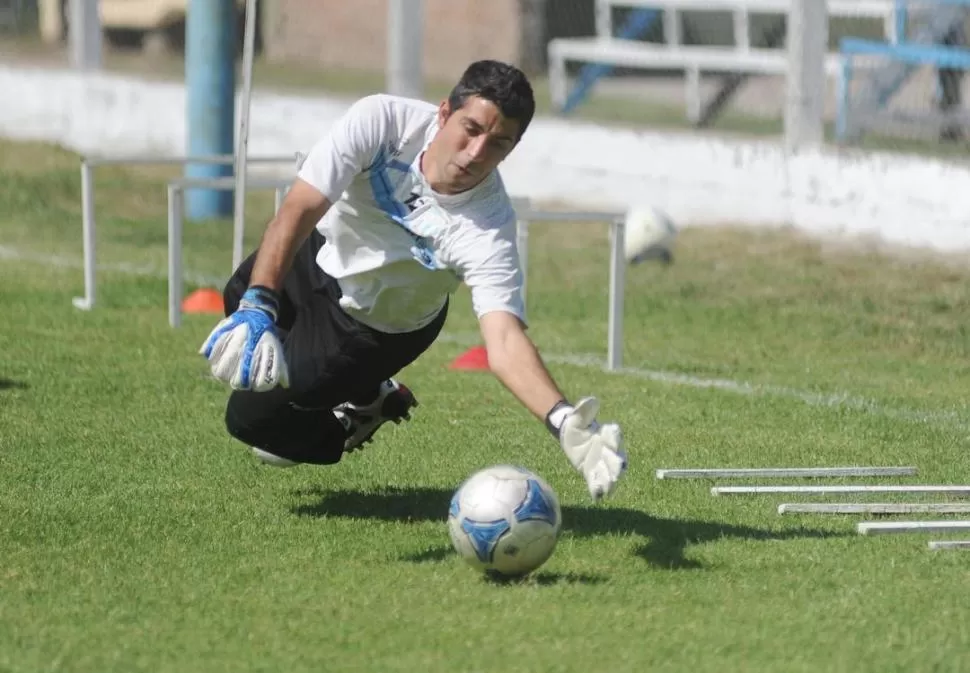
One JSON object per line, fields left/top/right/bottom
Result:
{"left": 1, "top": 64, "right": 969, "bottom": 254}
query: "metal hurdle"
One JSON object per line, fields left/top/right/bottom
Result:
{"left": 74, "top": 153, "right": 298, "bottom": 314}
{"left": 166, "top": 174, "right": 296, "bottom": 328}
{"left": 513, "top": 206, "right": 627, "bottom": 371}
{"left": 165, "top": 186, "right": 629, "bottom": 371}
{"left": 79, "top": 148, "right": 630, "bottom": 369}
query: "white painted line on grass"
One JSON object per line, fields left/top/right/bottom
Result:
{"left": 779, "top": 502, "right": 970, "bottom": 515}
{"left": 436, "top": 334, "right": 968, "bottom": 432}
{"left": 713, "top": 485, "right": 970, "bottom": 496}
{"left": 0, "top": 244, "right": 225, "bottom": 288}
{"left": 858, "top": 520, "right": 970, "bottom": 535}
{"left": 656, "top": 466, "right": 918, "bottom": 480}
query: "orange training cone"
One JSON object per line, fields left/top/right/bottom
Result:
{"left": 450, "top": 345, "right": 490, "bottom": 371}
{"left": 182, "top": 288, "right": 224, "bottom": 315}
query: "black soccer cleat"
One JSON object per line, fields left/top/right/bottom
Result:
{"left": 333, "top": 379, "right": 418, "bottom": 452}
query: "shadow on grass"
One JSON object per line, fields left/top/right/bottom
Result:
{"left": 0, "top": 378, "right": 27, "bottom": 391}
{"left": 399, "top": 546, "right": 606, "bottom": 585}
{"left": 291, "top": 485, "right": 846, "bottom": 570}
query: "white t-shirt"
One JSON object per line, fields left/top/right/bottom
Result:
{"left": 296, "top": 93, "right": 526, "bottom": 334}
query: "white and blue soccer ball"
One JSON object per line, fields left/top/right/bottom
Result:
{"left": 447, "top": 464, "right": 562, "bottom": 577}
{"left": 624, "top": 204, "right": 677, "bottom": 264}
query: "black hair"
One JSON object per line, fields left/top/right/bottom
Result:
{"left": 447, "top": 60, "right": 536, "bottom": 141}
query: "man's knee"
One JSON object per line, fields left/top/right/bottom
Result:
{"left": 224, "top": 398, "right": 258, "bottom": 445}
{"left": 223, "top": 392, "right": 347, "bottom": 465}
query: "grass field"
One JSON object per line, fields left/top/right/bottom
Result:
{"left": 2, "top": 136, "right": 970, "bottom": 673}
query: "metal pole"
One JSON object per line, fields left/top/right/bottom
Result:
{"left": 73, "top": 159, "right": 96, "bottom": 311}
{"left": 168, "top": 185, "right": 184, "bottom": 328}
{"left": 68, "top": 0, "right": 101, "bottom": 70}
{"left": 387, "top": 0, "right": 423, "bottom": 99}
{"left": 607, "top": 217, "right": 626, "bottom": 371}
{"left": 784, "top": 0, "right": 828, "bottom": 152}
{"left": 185, "top": 0, "right": 236, "bottom": 219}
{"left": 232, "top": 0, "right": 259, "bottom": 272}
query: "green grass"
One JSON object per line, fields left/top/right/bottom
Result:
{"left": 2, "top": 137, "right": 970, "bottom": 672}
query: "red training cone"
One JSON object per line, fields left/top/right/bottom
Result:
{"left": 450, "top": 345, "right": 489, "bottom": 371}
{"left": 182, "top": 288, "right": 224, "bottom": 315}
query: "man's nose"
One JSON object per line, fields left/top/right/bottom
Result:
{"left": 466, "top": 135, "right": 489, "bottom": 161}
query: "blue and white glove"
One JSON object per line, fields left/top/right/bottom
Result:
{"left": 199, "top": 286, "right": 289, "bottom": 392}
{"left": 549, "top": 397, "right": 627, "bottom": 501}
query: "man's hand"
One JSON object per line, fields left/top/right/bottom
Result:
{"left": 558, "top": 397, "right": 627, "bottom": 501}
{"left": 199, "top": 287, "right": 289, "bottom": 392}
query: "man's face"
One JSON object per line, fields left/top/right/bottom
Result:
{"left": 427, "top": 95, "right": 521, "bottom": 194}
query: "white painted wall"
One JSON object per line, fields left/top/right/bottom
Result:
{"left": 2, "top": 64, "right": 969, "bottom": 253}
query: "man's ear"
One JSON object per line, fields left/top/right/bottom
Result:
{"left": 437, "top": 99, "right": 452, "bottom": 128}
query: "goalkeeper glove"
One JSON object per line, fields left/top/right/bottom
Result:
{"left": 547, "top": 397, "right": 627, "bottom": 501}
{"left": 199, "top": 286, "right": 289, "bottom": 392}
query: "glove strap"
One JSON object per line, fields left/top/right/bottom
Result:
{"left": 240, "top": 285, "right": 281, "bottom": 322}
{"left": 544, "top": 399, "right": 573, "bottom": 439}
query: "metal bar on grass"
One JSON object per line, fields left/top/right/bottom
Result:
{"left": 778, "top": 502, "right": 970, "bottom": 515}
{"left": 712, "top": 485, "right": 970, "bottom": 496}
{"left": 858, "top": 520, "right": 970, "bottom": 535}
{"left": 928, "top": 540, "right": 970, "bottom": 550}
{"left": 657, "top": 466, "right": 918, "bottom": 480}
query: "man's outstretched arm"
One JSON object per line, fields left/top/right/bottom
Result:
{"left": 198, "top": 179, "right": 330, "bottom": 392}
{"left": 479, "top": 310, "right": 628, "bottom": 501}
{"left": 478, "top": 311, "right": 566, "bottom": 422}
{"left": 249, "top": 179, "right": 332, "bottom": 291}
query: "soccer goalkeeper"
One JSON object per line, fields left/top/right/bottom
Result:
{"left": 199, "top": 59, "right": 627, "bottom": 501}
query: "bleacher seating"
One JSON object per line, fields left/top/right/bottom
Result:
{"left": 836, "top": 0, "right": 970, "bottom": 142}
{"left": 547, "top": 0, "right": 899, "bottom": 123}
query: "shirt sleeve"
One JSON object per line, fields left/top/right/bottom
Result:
{"left": 457, "top": 210, "right": 528, "bottom": 326}
{"left": 296, "top": 95, "right": 389, "bottom": 201}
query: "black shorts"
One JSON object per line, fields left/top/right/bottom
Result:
{"left": 220, "top": 231, "right": 448, "bottom": 463}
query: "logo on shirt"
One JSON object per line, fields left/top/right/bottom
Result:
{"left": 410, "top": 242, "right": 438, "bottom": 270}
{"left": 404, "top": 189, "right": 424, "bottom": 213}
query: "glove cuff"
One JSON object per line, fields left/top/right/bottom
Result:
{"left": 240, "top": 285, "right": 281, "bottom": 322}
{"left": 544, "top": 399, "right": 573, "bottom": 439}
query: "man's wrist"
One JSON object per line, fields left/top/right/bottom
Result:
{"left": 241, "top": 285, "right": 281, "bottom": 320}
{"left": 544, "top": 399, "right": 573, "bottom": 439}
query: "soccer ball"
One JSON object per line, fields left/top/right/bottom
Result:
{"left": 447, "top": 464, "right": 562, "bottom": 577}
{"left": 624, "top": 204, "right": 677, "bottom": 264}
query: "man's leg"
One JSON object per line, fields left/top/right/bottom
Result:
{"left": 217, "top": 234, "right": 450, "bottom": 464}
{"left": 225, "top": 387, "right": 350, "bottom": 465}
{"left": 219, "top": 232, "right": 351, "bottom": 466}
{"left": 334, "top": 299, "right": 450, "bottom": 451}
